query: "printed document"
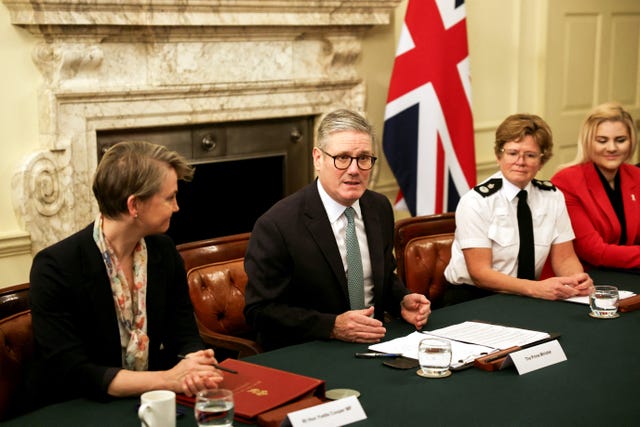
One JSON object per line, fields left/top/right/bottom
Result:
{"left": 428, "top": 321, "right": 550, "bottom": 349}
{"left": 369, "top": 321, "right": 551, "bottom": 367}
{"left": 564, "top": 290, "right": 635, "bottom": 305}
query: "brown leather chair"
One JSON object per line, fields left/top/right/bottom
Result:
{"left": 0, "top": 310, "right": 33, "bottom": 421}
{"left": 178, "top": 233, "right": 261, "bottom": 358}
{"left": 177, "top": 232, "right": 251, "bottom": 272}
{"left": 0, "top": 283, "right": 33, "bottom": 420}
{"left": 186, "top": 259, "right": 262, "bottom": 359}
{"left": 0, "top": 283, "right": 30, "bottom": 320}
{"left": 394, "top": 213, "right": 456, "bottom": 308}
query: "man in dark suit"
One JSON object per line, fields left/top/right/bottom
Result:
{"left": 244, "top": 109, "right": 431, "bottom": 350}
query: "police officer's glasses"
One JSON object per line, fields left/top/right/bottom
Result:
{"left": 500, "top": 148, "right": 543, "bottom": 163}
{"left": 320, "top": 149, "right": 377, "bottom": 170}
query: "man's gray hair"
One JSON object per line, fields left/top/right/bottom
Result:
{"left": 316, "top": 109, "right": 375, "bottom": 149}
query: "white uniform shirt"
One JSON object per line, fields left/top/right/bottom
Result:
{"left": 444, "top": 171, "right": 575, "bottom": 285}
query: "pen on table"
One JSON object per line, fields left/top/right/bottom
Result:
{"left": 354, "top": 352, "right": 402, "bottom": 359}
{"left": 177, "top": 354, "right": 238, "bottom": 374}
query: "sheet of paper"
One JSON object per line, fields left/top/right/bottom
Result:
{"left": 564, "top": 290, "right": 635, "bottom": 305}
{"left": 368, "top": 331, "right": 496, "bottom": 367}
{"left": 427, "top": 321, "right": 550, "bottom": 350}
{"left": 369, "top": 320, "right": 551, "bottom": 367}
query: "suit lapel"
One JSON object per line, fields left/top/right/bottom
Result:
{"left": 82, "top": 226, "right": 167, "bottom": 355}
{"left": 78, "top": 225, "right": 122, "bottom": 356}
{"left": 303, "top": 183, "right": 349, "bottom": 299}
{"left": 584, "top": 163, "right": 619, "bottom": 229}
{"left": 79, "top": 226, "right": 116, "bottom": 312}
{"left": 621, "top": 164, "right": 640, "bottom": 243}
{"left": 145, "top": 239, "right": 164, "bottom": 337}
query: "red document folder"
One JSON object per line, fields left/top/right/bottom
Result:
{"left": 176, "top": 358, "right": 326, "bottom": 424}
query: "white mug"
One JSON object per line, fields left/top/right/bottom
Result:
{"left": 138, "top": 390, "right": 176, "bottom": 427}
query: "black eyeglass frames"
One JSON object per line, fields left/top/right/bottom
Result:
{"left": 319, "top": 149, "right": 377, "bottom": 170}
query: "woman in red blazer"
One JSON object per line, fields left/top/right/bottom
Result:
{"left": 551, "top": 102, "right": 640, "bottom": 269}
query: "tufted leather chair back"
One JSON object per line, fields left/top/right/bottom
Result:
{"left": 403, "top": 235, "right": 454, "bottom": 306}
{"left": 187, "top": 259, "right": 251, "bottom": 336}
{"left": 177, "top": 232, "right": 251, "bottom": 272}
{"left": 0, "top": 283, "right": 30, "bottom": 320}
{"left": 0, "top": 310, "right": 33, "bottom": 421}
{"left": 186, "top": 258, "right": 262, "bottom": 358}
{"left": 394, "top": 213, "right": 456, "bottom": 308}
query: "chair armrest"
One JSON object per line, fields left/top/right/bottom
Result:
{"left": 195, "top": 317, "right": 263, "bottom": 359}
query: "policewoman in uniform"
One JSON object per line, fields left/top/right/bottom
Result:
{"left": 444, "top": 114, "right": 593, "bottom": 304}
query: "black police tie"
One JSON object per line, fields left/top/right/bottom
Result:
{"left": 517, "top": 190, "right": 535, "bottom": 280}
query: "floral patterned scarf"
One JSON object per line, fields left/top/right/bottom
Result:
{"left": 93, "top": 216, "right": 150, "bottom": 371}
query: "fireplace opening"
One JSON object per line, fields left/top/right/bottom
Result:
{"left": 168, "top": 155, "right": 285, "bottom": 244}
{"left": 97, "top": 115, "right": 314, "bottom": 244}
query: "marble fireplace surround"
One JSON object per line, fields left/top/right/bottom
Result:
{"left": 4, "top": 0, "right": 400, "bottom": 253}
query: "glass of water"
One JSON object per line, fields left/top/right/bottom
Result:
{"left": 589, "top": 285, "right": 619, "bottom": 318}
{"left": 418, "top": 337, "right": 452, "bottom": 378}
{"left": 194, "top": 388, "right": 234, "bottom": 427}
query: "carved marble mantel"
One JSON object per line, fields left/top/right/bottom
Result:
{"left": 4, "top": 0, "right": 401, "bottom": 253}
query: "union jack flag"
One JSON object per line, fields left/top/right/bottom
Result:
{"left": 383, "top": 0, "right": 476, "bottom": 216}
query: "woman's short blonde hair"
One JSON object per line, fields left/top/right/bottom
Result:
{"left": 92, "top": 140, "right": 194, "bottom": 219}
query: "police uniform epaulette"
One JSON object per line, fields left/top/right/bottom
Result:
{"left": 532, "top": 179, "right": 557, "bottom": 191}
{"left": 473, "top": 178, "right": 502, "bottom": 197}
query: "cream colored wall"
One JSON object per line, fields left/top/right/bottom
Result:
{"left": 544, "top": 0, "right": 640, "bottom": 173}
{"left": 0, "top": 0, "right": 547, "bottom": 288}
{"left": 2, "top": 0, "right": 637, "bottom": 288}
{"left": 0, "top": 6, "right": 40, "bottom": 287}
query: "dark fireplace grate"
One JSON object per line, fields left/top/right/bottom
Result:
{"left": 96, "top": 115, "right": 314, "bottom": 244}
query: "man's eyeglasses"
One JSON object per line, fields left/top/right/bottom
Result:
{"left": 320, "top": 149, "right": 377, "bottom": 170}
{"left": 500, "top": 148, "right": 543, "bottom": 163}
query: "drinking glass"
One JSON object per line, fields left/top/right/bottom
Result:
{"left": 194, "top": 389, "right": 234, "bottom": 427}
{"left": 589, "top": 285, "right": 619, "bottom": 318}
{"left": 418, "top": 337, "right": 452, "bottom": 378}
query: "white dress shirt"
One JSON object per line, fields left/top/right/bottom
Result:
{"left": 317, "top": 180, "right": 374, "bottom": 307}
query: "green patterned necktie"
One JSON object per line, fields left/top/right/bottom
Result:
{"left": 344, "top": 207, "right": 365, "bottom": 309}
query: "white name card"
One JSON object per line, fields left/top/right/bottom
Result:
{"left": 287, "top": 395, "right": 367, "bottom": 427}
{"left": 509, "top": 340, "right": 567, "bottom": 375}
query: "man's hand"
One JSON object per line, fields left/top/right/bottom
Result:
{"left": 400, "top": 293, "right": 431, "bottom": 330}
{"left": 331, "top": 306, "right": 386, "bottom": 343}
